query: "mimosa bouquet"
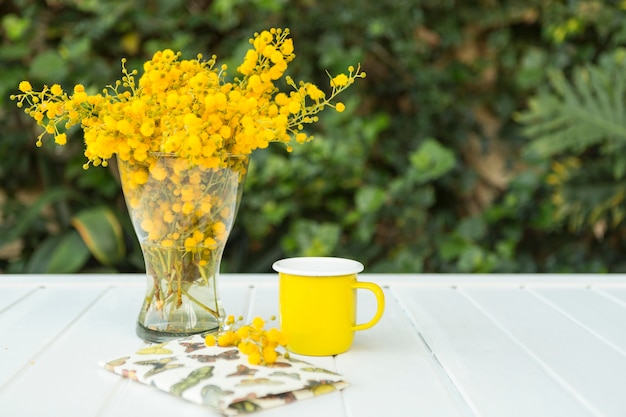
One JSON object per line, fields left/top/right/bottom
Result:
{"left": 12, "top": 28, "right": 363, "bottom": 169}
{"left": 11, "top": 28, "right": 365, "bottom": 341}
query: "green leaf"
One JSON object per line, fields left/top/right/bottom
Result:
{"left": 47, "top": 230, "right": 91, "bottom": 273}
{"left": 408, "top": 138, "right": 456, "bottom": 183}
{"left": 25, "top": 231, "right": 90, "bottom": 273}
{"left": 438, "top": 236, "right": 466, "bottom": 261}
{"left": 25, "top": 236, "right": 58, "bottom": 273}
{"left": 0, "top": 187, "right": 81, "bottom": 247}
{"left": 72, "top": 206, "right": 125, "bottom": 265}
{"left": 282, "top": 220, "right": 341, "bottom": 257}
{"left": 457, "top": 245, "right": 484, "bottom": 272}
{"left": 30, "top": 50, "right": 67, "bottom": 81}
{"left": 456, "top": 216, "right": 487, "bottom": 241}
{"left": 1, "top": 14, "right": 30, "bottom": 41}
{"left": 355, "top": 186, "right": 386, "bottom": 213}
{"left": 521, "top": 62, "right": 626, "bottom": 158}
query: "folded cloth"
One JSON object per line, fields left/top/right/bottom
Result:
{"left": 100, "top": 334, "right": 348, "bottom": 415}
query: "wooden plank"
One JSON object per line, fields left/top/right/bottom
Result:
{"left": 601, "top": 288, "right": 626, "bottom": 305}
{"left": 336, "top": 286, "right": 469, "bottom": 417}
{"left": 0, "top": 286, "right": 107, "bottom": 388}
{"left": 0, "top": 274, "right": 142, "bottom": 287}
{"left": 532, "top": 287, "right": 626, "bottom": 353}
{"left": 464, "top": 286, "right": 626, "bottom": 417}
{"left": 394, "top": 286, "right": 595, "bottom": 417}
{"left": 0, "top": 282, "right": 258, "bottom": 417}
{"left": 0, "top": 286, "right": 142, "bottom": 416}
{"left": 371, "top": 274, "right": 626, "bottom": 288}
{"left": 0, "top": 286, "right": 38, "bottom": 312}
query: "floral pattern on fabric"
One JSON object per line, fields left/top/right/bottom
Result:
{"left": 100, "top": 334, "right": 348, "bottom": 415}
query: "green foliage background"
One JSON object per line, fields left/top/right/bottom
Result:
{"left": 3, "top": 0, "right": 626, "bottom": 273}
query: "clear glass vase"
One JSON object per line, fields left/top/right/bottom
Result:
{"left": 118, "top": 154, "right": 248, "bottom": 342}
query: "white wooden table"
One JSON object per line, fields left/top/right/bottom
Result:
{"left": 1, "top": 273, "right": 626, "bottom": 417}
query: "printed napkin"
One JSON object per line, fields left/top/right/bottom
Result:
{"left": 100, "top": 334, "right": 348, "bottom": 415}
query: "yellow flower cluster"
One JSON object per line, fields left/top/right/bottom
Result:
{"left": 11, "top": 28, "right": 365, "bottom": 170}
{"left": 118, "top": 154, "right": 245, "bottom": 250}
{"left": 205, "top": 315, "right": 289, "bottom": 366}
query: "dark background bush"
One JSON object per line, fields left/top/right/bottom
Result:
{"left": 3, "top": 0, "right": 626, "bottom": 274}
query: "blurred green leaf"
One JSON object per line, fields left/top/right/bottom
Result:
{"left": 355, "top": 186, "right": 386, "bottom": 213}
{"left": 72, "top": 206, "right": 125, "bottom": 265}
{"left": 456, "top": 216, "right": 486, "bottom": 241}
{"left": 0, "top": 42, "right": 31, "bottom": 61}
{"left": 282, "top": 220, "right": 341, "bottom": 257}
{"left": 60, "top": 37, "right": 92, "bottom": 61}
{"left": 457, "top": 246, "right": 496, "bottom": 273}
{"left": 0, "top": 188, "right": 81, "bottom": 247}
{"left": 438, "top": 236, "right": 466, "bottom": 261}
{"left": 47, "top": 230, "right": 91, "bottom": 273}
{"left": 515, "top": 47, "right": 548, "bottom": 89}
{"left": 408, "top": 139, "right": 456, "bottom": 184}
{"left": 26, "top": 231, "right": 90, "bottom": 273}
{"left": 30, "top": 50, "right": 68, "bottom": 81}
{"left": 2, "top": 14, "right": 30, "bottom": 41}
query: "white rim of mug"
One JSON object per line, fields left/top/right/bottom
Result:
{"left": 272, "top": 257, "right": 364, "bottom": 276}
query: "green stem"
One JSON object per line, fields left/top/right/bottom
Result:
{"left": 182, "top": 287, "right": 220, "bottom": 318}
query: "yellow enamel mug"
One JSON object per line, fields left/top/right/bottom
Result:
{"left": 272, "top": 257, "right": 385, "bottom": 356}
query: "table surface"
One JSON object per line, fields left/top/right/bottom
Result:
{"left": 1, "top": 273, "right": 626, "bottom": 417}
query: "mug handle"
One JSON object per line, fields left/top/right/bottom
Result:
{"left": 352, "top": 281, "right": 385, "bottom": 331}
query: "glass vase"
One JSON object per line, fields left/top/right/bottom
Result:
{"left": 118, "top": 154, "right": 248, "bottom": 342}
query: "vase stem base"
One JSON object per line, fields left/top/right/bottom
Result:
{"left": 135, "top": 322, "right": 219, "bottom": 343}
